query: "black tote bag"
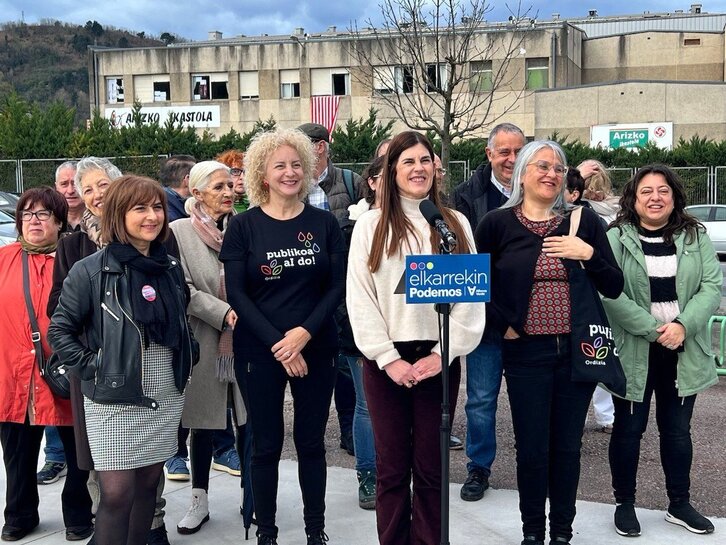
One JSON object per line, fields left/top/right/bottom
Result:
{"left": 567, "top": 207, "right": 627, "bottom": 397}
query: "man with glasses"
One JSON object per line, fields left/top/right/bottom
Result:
{"left": 451, "top": 122, "right": 526, "bottom": 502}
{"left": 159, "top": 155, "right": 196, "bottom": 222}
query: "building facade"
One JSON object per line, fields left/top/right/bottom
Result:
{"left": 88, "top": 4, "right": 726, "bottom": 145}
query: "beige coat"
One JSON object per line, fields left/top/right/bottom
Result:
{"left": 170, "top": 219, "right": 246, "bottom": 429}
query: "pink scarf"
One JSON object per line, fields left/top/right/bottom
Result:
{"left": 190, "top": 201, "right": 235, "bottom": 382}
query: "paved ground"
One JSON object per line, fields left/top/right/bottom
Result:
{"left": 1, "top": 458, "right": 723, "bottom": 545}
{"left": 3, "top": 299, "right": 725, "bottom": 544}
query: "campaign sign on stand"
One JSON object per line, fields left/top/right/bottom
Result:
{"left": 405, "top": 254, "right": 490, "bottom": 304}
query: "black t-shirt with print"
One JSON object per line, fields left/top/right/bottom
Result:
{"left": 219, "top": 204, "right": 346, "bottom": 361}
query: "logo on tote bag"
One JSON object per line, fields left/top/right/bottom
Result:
{"left": 580, "top": 325, "right": 619, "bottom": 365}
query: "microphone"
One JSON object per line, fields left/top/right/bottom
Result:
{"left": 419, "top": 199, "right": 457, "bottom": 250}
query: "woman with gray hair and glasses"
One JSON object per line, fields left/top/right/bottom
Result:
{"left": 475, "top": 141, "right": 623, "bottom": 545}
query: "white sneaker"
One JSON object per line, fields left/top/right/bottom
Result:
{"left": 177, "top": 488, "right": 210, "bottom": 534}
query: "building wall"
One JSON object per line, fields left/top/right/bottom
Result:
{"left": 90, "top": 25, "right": 578, "bottom": 138}
{"left": 535, "top": 81, "right": 726, "bottom": 142}
{"left": 582, "top": 31, "right": 725, "bottom": 83}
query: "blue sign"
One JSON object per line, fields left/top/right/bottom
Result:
{"left": 405, "top": 254, "right": 490, "bottom": 304}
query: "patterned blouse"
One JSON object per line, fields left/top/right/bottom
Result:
{"left": 514, "top": 206, "right": 571, "bottom": 335}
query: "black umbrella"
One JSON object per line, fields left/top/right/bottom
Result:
{"left": 240, "top": 424, "right": 255, "bottom": 539}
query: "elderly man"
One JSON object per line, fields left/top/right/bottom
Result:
{"left": 297, "top": 123, "right": 362, "bottom": 221}
{"left": 54, "top": 161, "right": 84, "bottom": 231}
{"left": 451, "top": 122, "right": 526, "bottom": 501}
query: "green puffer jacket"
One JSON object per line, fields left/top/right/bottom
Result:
{"left": 602, "top": 224, "right": 722, "bottom": 401}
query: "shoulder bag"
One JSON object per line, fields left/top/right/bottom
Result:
{"left": 21, "top": 251, "right": 71, "bottom": 399}
{"left": 567, "top": 207, "right": 627, "bottom": 396}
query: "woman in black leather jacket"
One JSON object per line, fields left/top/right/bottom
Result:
{"left": 49, "top": 176, "right": 197, "bottom": 545}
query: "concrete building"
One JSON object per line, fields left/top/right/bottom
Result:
{"left": 88, "top": 4, "right": 726, "bottom": 147}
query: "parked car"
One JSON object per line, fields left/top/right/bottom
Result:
{"left": 0, "top": 191, "right": 19, "bottom": 217}
{"left": 0, "top": 209, "right": 17, "bottom": 246}
{"left": 686, "top": 204, "right": 726, "bottom": 258}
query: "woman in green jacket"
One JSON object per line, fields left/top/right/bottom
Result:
{"left": 602, "top": 164, "right": 721, "bottom": 538}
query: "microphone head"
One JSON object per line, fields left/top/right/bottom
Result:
{"left": 419, "top": 199, "right": 443, "bottom": 225}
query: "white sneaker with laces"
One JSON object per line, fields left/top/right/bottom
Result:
{"left": 177, "top": 488, "right": 210, "bottom": 534}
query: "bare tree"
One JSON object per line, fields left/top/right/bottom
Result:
{"left": 349, "top": 0, "right": 530, "bottom": 170}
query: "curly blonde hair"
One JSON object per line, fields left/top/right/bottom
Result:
{"left": 244, "top": 129, "right": 315, "bottom": 206}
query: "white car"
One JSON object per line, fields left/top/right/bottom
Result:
{"left": 0, "top": 210, "right": 17, "bottom": 246}
{"left": 686, "top": 205, "right": 726, "bottom": 258}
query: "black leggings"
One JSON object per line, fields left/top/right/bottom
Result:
{"left": 95, "top": 463, "right": 163, "bottom": 545}
{"left": 190, "top": 422, "right": 246, "bottom": 490}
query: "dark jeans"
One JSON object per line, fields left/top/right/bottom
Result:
{"left": 237, "top": 354, "right": 336, "bottom": 538}
{"left": 334, "top": 354, "right": 355, "bottom": 436}
{"left": 502, "top": 334, "right": 595, "bottom": 542}
{"left": 363, "top": 342, "right": 461, "bottom": 545}
{"left": 0, "top": 421, "right": 92, "bottom": 531}
{"left": 609, "top": 343, "right": 696, "bottom": 505}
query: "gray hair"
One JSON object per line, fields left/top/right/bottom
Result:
{"left": 502, "top": 140, "right": 570, "bottom": 213}
{"left": 486, "top": 123, "right": 525, "bottom": 150}
{"left": 74, "top": 157, "right": 122, "bottom": 194}
{"left": 184, "top": 161, "right": 230, "bottom": 215}
{"left": 55, "top": 161, "right": 78, "bottom": 183}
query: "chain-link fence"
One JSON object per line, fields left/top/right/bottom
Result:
{"left": 17, "top": 155, "right": 169, "bottom": 192}
{"left": 0, "top": 160, "right": 19, "bottom": 192}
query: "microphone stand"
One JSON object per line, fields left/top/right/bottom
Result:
{"left": 436, "top": 238, "right": 454, "bottom": 545}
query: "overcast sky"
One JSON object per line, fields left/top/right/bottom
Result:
{"left": 1, "top": 1, "right": 725, "bottom": 41}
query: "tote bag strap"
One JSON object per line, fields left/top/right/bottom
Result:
{"left": 568, "top": 206, "right": 585, "bottom": 269}
{"left": 568, "top": 206, "right": 583, "bottom": 237}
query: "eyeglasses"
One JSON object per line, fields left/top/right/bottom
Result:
{"left": 230, "top": 168, "right": 245, "bottom": 177}
{"left": 493, "top": 147, "right": 523, "bottom": 158}
{"left": 20, "top": 209, "right": 53, "bottom": 222}
{"left": 527, "top": 161, "right": 568, "bottom": 177}
{"left": 436, "top": 168, "right": 447, "bottom": 176}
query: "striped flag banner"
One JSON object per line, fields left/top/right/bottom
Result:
{"left": 310, "top": 96, "right": 341, "bottom": 139}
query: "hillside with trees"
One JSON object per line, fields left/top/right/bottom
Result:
{"left": 0, "top": 20, "right": 170, "bottom": 124}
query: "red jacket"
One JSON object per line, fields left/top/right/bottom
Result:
{"left": 0, "top": 243, "right": 72, "bottom": 425}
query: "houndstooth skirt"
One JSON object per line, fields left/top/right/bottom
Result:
{"left": 84, "top": 335, "right": 184, "bottom": 471}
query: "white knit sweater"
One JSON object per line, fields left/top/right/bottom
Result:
{"left": 346, "top": 196, "right": 486, "bottom": 369}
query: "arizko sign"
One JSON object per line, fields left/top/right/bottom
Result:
{"left": 104, "top": 106, "right": 221, "bottom": 129}
{"left": 590, "top": 122, "right": 673, "bottom": 151}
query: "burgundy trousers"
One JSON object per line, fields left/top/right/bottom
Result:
{"left": 364, "top": 342, "right": 460, "bottom": 545}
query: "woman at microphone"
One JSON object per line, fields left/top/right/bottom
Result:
{"left": 347, "top": 131, "right": 485, "bottom": 545}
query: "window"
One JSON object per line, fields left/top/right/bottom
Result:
{"left": 687, "top": 206, "right": 710, "bottom": 221}
{"left": 373, "top": 65, "right": 413, "bottom": 94}
{"left": 311, "top": 69, "right": 350, "bottom": 96}
{"left": 239, "top": 71, "right": 259, "bottom": 99}
{"left": 425, "top": 63, "right": 448, "bottom": 92}
{"left": 470, "top": 60, "right": 493, "bottom": 92}
{"left": 526, "top": 58, "right": 549, "bottom": 90}
{"left": 192, "top": 73, "right": 229, "bottom": 101}
{"left": 396, "top": 66, "right": 414, "bottom": 94}
{"left": 373, "top": 66, "right": 396, "bottom": 95}
{"left": 280, "top": 69, "right": 300, "bottom": 99}
{"left": 332, "top": 73, "right": 349, "bottom": 96}
{"left": 683, "top": 38, "right": 701, "bottom": 46}
{"left": 134, "top": 75, "right": 171, "bottom": 102}
{"left": 106, "top": 77, "right": 124, "bottom": 104}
